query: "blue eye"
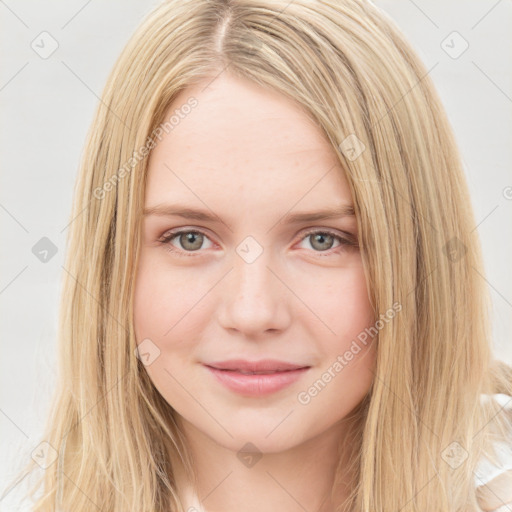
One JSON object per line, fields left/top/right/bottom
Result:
{"left": 158, "top": 228, "right": 358, "bottom": 258}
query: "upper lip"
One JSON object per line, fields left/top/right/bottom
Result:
{"left": 204, "top": 359, "right": 311, "bottom": 372}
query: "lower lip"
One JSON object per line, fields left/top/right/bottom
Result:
{"left": 204, "top": 365, "right": 310, "bottom": 396}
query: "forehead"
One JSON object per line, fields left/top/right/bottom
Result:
{"left": 144, "top": 73, "right": 353, "bottom": 217}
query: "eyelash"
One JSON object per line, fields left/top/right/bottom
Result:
{"left": 158, "top": 227, "right": 358, "bottom": 258}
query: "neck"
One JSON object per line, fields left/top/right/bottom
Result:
{"left": 171, "top": 415, "right": 360, "bottom": 512}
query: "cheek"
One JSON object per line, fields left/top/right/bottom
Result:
{"left": 134, "top": 262, "right": 167, "bottom": 343}
{"left": 296, "top": 266, "right": 376, "bottom": 415}
{"left": 133, "top": 252, "right": 215, "bottom": 367}
{"left": 306, "top": 263, "right": 374, "bottom": 344}
{"left": 304, "top": 264, "right": 376, "bottom": 386}
{"left": 133, "top": 254, "right": 194, "bottom": 347}
{"left": 133, "top": 258, "right": 194, "bottom": 392}
{"left": 325, "top": 267, "right": 377, "bottom": 397}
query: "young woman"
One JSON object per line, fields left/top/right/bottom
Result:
{"left": 6, "top": 0, "right": 512, "bottom": 510}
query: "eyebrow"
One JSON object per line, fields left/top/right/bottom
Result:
{"left": 143, "top": 203, "right": 355, "bottom": 224}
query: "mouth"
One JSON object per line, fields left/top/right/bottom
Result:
{"left": 204, "top": 359, "right": 311, "bottom": 373}
{"left": 202, "top": 360, "right": 311, "bottom": 396}
{"left": 210, "top": 368, "right": 304, "bottom": 375}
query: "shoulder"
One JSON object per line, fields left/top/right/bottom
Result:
{"left": 475, "top": 393, "right": 512, "bottom": 512}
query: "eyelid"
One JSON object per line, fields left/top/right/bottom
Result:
{"left": 300, "top": 227, "right": 357, "bottom": 245}
{"left": 158, "top": 226, "right": 357, "bottom": 257}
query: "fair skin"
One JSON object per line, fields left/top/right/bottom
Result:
{"left": 134, "top": 72, "right": 377, "bottom": 512}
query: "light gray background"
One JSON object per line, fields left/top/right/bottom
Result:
{"left": 1, "top": 1, "right": 511, "bottom": 509}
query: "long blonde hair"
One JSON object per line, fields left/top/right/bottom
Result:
{"left": 5, "top": 0, "right": 511, "bottom": 510}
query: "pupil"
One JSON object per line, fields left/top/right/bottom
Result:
{"left": 313, "top": 233, "right": 333, "bottom": 250}
{"left": 182, "top": 232, "right": 202, "bottom": 250}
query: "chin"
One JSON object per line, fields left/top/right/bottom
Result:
{"left": 216, "top": 430, "right": 303, "bottom": 455}
{"left": 207, "top": 415, "right": 308, "bottom": 452}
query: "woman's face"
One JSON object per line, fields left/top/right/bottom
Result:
{"left": 134, "top": 73, "right": 376, "bottom": 454}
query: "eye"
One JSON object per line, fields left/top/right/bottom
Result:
{"left": 158, "top": 228, "right": 358, "bottom": 257}
{"left": 297, "top": 228, "right": 358, "bottom": 255}
{"left": 159, "top": 229, "right": 213, "bottom": 256}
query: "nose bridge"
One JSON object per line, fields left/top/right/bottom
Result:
{"left": 218, "top": 237, "right": 288, "bottom": 334}
{"left": 232, "top": 238, "right": 276, "bottom": 303}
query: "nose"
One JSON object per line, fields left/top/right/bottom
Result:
{"left": 216, "top": 247, "right": 291, "bottom": 338}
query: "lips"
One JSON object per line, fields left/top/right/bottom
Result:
{"left": 204, "top": 361, "right": 311, "bottom": 396}
{"left": 205, "top": 359, "right": 310, "bottom": 374}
